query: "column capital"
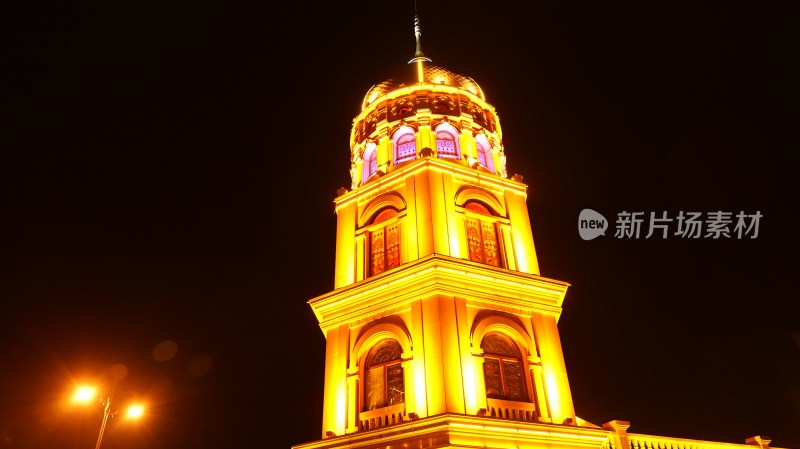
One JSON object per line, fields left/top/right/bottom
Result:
{"left": 603, "top": 420, "right": 632, "bottom": 449}
{"left": 602, "top": 420, "right": 631, "bottom": 433}
{"left": 745, "top": 436, "right": 772, "bottom": 449}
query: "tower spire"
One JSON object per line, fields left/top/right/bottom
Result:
{"left": 413, "top": 14, "right": 424, "bottom": 58}
{"left": 408, "top": 6, "right": 431, "bottom": 83}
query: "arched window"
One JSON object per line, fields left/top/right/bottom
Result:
{"left": 362, "top": 142, "right": 378, "bottom": 183}
{"left": 464, "top": 201, "right": 501, "bottom": 267}
{"left": 364, "top": 340, "right": 405, "bottom": 411}
{"left": 475, "top": 134, "right": 495, "bottom": 173}
{"left": 481, "top": 333, "right": 526, "bottom": 401}
{"left": 369, "top": 208, "right": 400, "bottom": 276}
{"left": 435, "top": 123, "right": 460, "bottom": 159}
{"left": 393, "top": 127, "right": 417, "bottom": 164}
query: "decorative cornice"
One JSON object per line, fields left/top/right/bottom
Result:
{"left": 309, "top": 254, "right": 569, "bottom": 332}
{"left": 335, "top": 157, "right": 527, "bottom": 210}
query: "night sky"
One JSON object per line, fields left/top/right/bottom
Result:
{"left": 2, "top": 1, "right": 798, "bottom": 448}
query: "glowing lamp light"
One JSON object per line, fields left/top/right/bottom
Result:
{"left": 126, "top": 405, "right": 144, "bottom": 419}
{"left": 74, "top": 386, "right": 95, "bottom": 402}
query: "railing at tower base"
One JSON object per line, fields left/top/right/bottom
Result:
{"left": 486, "top": 398, "right": 537, "bottom": 422}
{"left": 358, "top": 403, "right": 406, "bottom": 431}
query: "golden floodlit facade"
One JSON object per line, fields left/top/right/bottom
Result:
{"left": 293, "top": 16, "right": 785, "bottom": 449}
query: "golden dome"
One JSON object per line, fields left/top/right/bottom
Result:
{"left": 362, "top": 65, "right": 485, "bottom": 110}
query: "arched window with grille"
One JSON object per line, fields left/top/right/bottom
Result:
{"left": 475, "top": 134, "right": 495, "bottom": 173}
{"left": 364, "top": 340, "right": 405, "bottom": 411}
{"left": 369, "top": 208, "right": 401, "bottom": 276}
{"left": 393, "top": 127, "right": 417, "bottom": 164}
{"left": 464, "top": 201, "right": 501, "bottom": 267}
{"left": 435, "top": 123, "right": 460, "bottom": 159}
{"left": 362, "top": 142, "right": 378, "bottom": 183}
{"left": 481, "top": 333, "right": 526, "bottom": 401}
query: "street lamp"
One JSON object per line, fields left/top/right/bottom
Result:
{"left": 74, "top": 387, "right": 96, "bottom": 402}
{"left": 126, "top": 404, "right": 144, "bottom": 419}
{"left": 73, "top": 377, "right": 144, "bottom": 449}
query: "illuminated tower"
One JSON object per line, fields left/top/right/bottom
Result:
{"left": 293, "top": 14, "right": 788, "bottom": 449}
{"left": 293, "top": 15, "right": 606, "bottom": 449}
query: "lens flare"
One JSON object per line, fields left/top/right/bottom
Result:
{"left": 74, "top": 387, "right": 95, "bottom": 402}
{"left": 127, "top": 404, "right": 144, "bottom": 418}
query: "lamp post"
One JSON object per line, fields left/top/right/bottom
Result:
{"left": 73, "top": 375, "right": 144, "bottom": 449}
{"left": 93, "top": 376, "right": 115, "bottom": 449}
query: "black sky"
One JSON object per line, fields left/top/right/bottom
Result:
{"left": 2, "top": 1, "right": 799, "bottom": 448}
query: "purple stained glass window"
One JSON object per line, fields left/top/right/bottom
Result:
{"left": 363, "top": 146, "right": 377, "bottom": 182}
{"left": 395, "top": 133, "right": 416, "bottom": 162}
{"left": 477, "top": 146, "right": 487, "bottom": 166}
{"left": 476, "top": 135, "right": 494, "bottom": 173}
{"left": 436, "top": 131, "right": 457, "bottom": 158}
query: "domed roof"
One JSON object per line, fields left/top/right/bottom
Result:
{"left": 362, "top": 65, "right": 485, "bottom": 110}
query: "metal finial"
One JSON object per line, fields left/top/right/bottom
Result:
{"left": 408, "top": 10, "right": 431, "bottom": 82}
{"left": 414, "top": 14, "right": 423, "bottom": 57}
